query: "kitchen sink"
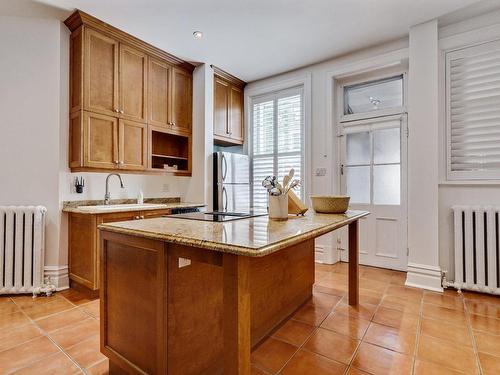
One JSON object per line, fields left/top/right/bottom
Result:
{"left": 77, "top": 203, "right": 167, "bottom": 212}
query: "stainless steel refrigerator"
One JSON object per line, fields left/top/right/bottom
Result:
{"left": 213, "top": 152, "right": 251, "bottom": 212}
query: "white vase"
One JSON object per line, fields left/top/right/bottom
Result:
{"left": 268, "top": 195, "right": 288, "bottom": 220}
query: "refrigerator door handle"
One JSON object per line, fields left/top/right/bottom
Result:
{"left": 221, "top": 154, "right": 228, "bottom": 182}
{"left": 222, "top": 186, "right": 228, "bottom": 211}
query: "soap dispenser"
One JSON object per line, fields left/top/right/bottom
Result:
{"left": 137, "top": 190, "right": 144, "bottom": 204}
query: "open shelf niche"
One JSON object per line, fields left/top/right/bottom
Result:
{"left": 150, "top": 128, "right": 191, "bottom": 174}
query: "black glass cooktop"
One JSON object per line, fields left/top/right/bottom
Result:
{"left": 165, "top": 211, "right": 267, "bottom": 222}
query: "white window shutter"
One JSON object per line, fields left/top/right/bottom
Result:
{"left": 251, "top": 88, "right": 304, "bottom": 207}
{"left": 447, "top": 40, "right": 500, "bottom": 180}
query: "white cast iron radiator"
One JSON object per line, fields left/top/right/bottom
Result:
{"left": 0, "top": 206, "right": 47, "bottom": 294}
{"left": 451, "top": 205, "right": 500, "bottom": 295}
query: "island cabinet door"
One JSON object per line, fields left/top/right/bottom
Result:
{"left": 118, "top": 119, "right": 147, "bottom": 170}
{"left": 82, "top": 112, "right": 119, "bottom": 169}
{"left": 148, "top": 57, "right": 171, "bottom": 128}
{"left": 119, "top": 44, "right": 148, "bottom": 123}
{"left": 100, "top": 232, "right": 167, "bottom": 375}
{"left": 84, "top": 28, "right": 119, "bottom": 116}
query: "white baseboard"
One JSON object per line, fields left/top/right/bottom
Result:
{"left": 315, "top": 244, "right": 338, "bottom": 264}
{"left": 44, "top": 265, "right": 69, "bottom": 291}
{"left": 405, "top": 262, "right": 443, "bottom": 292}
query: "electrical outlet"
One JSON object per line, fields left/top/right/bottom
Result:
{"left": 315, "top": 168, "right": 327, "bottom": 176}
{"left": 162, "top": 183, "right": 170, "bottom": 193}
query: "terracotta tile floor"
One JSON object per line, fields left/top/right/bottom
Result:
{"left": 0, "top": 262, "right": 499, "bottom": 374}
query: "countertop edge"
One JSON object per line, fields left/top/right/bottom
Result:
{"left": 62, "top": 202, "right": 206, "bottom": 214}
{"left": 98, "top": 211, "right": 370, "bottom": 257}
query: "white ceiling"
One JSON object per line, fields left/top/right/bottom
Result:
{"left": 36, "top": 0, "right": 482, "bottom": 82}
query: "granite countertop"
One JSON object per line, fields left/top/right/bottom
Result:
{"left": 62, "top": 197, "right": 205, "bottom": 214}
{"left": 98, "top": 210, "right": 369, "bottom": 257}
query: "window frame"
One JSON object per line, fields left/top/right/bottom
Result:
{"left": 445, "top": 39, "right": 500, "bottom": 181}
{"left": 339, "top": 72, "right": 407, "bottom": 123}
{"left": 250, "top": 86, "right": 305, "bottom": 208}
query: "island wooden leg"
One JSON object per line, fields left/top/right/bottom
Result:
{"left": 348, "top": 220, "right": 359, "bottom": 305}
{"left": 223, "top": 254, "right": 251, "bottom": 375}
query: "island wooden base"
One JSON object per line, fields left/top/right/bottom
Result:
{"left": 100, "top": 221, "right": 359, "bottom": 375}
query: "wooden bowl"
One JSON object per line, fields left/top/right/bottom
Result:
{"left": 310, "top": 196, "right": 350, "bottom": 214}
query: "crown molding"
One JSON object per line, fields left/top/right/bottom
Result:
{"left": 64, "top": 9, "right": 196, "bottom": 72}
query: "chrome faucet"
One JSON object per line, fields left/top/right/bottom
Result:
{"left": 104, "top": 173, "right": 125, "bottom": 205}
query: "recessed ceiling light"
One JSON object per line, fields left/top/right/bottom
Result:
{"left": 193, "top": 31, "right": 203, "bottom": 39}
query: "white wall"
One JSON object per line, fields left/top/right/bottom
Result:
{"left": 0, "top": 2, "right": 212, "bottom": 289}
{"left": 0, "top": 15, "right": 63, "bottom": 271}
{"left": 437, "top": 11, "right": 500, "bottom": 281}
{"left": 405, "top": 20, "right": 442, "bottom": 291}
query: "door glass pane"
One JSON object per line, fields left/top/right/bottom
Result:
{"left": 344, "top": 75, "right": 403, "bottom": 115}
{"left": 346, "top": 132, "right": 370, "bottom": 165}
{"left": 278, "top": 154, "right": 302, "bottom": 199}
{"left": 373, "top": 164, "right": 400, "bottom": 205}
{"left": 374, "top": 127, "right": 400, "bottom": 164}
{"left": 346, "top": 166, "right": 370, "bottom": 204}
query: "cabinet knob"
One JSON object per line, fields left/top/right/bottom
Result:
{"left": 119, "top": 161, "right": 124, "bottom": 165}
{"left": 171, "top": 122, "right": 176, "bottom": 127}
{"left": 120, "top": 110, "right": 124, "bottom": 114}
{"left": 114, "top": 109, "right": 119, "bottom": 113}
{"left": 140, "top": 215, "right": 145, "bottom": 219}
{"left": 134, "top": 216, "right": 140, "bottom": 220}
{"left": 114, "top": 160, "right": 119, "bottom": 164}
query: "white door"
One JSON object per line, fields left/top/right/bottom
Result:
{"left": 339, "top": 116, "right": 407, "bottom": 270}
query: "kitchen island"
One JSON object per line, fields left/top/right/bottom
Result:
{"left": 98, "top": 210, "right": 369, "bottom": 375}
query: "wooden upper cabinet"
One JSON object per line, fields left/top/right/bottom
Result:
{"left": 119, "top": 44, "right": 147, "bottom": 123}
{"left": 84, "top": 28, "right": 119, "bottom": 116}
{"left": 148, "top": 57, "right": 171, "bottom": 128}
{"left": 119, "top": 119, "right": 147, "bottom": 170}
{"left": 149, "top": 62, "right": 192, "bottom": 134}
{"left": 214, "top": 78, "right": 229, "bottom": 137}
{"left": 170, "top": 68, "right": 192, "bottom": 133}
{"left": 70, "top": 28, "right": 83, "bottom": 113}
{"left": 65, "top": 10, "right": 194, "bottom": 174}
{"left": 229, "top": 85, "right": 244, "bottom": 142}
{"left": 83, "top": 111, "right": 118, "bottom": 169}
{"left": 213, "top": 68, "right": 246, "bottom": 145}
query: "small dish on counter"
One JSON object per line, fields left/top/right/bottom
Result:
{"left": 310, "top": 195, "right": 350, "bottom": 214}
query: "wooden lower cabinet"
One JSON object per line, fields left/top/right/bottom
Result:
{"left": 68, "top": 209, "right": 171, "bottom": 293}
